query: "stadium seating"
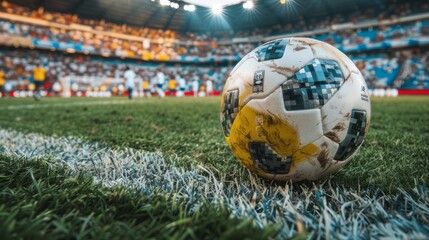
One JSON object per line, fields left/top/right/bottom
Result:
{"left": 400, "top": 57, "right": 429, "bottom": 89}
{"left": 0, "top": 0, "right": 428, "bottom": 90}
{"left": 354, "top": 56, "right": 402, "bottom": 88}
{"left": 0, "top": 49, "right": 229, "bottom": 93}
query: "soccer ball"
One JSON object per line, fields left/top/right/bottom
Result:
{"left": 220, "top": 38, "right": 371, "bottom": 181}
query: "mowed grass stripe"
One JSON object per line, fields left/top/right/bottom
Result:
{"left": 0, "top": 96, "right": 428, "bottom": 191}
{"left": 1, "top": 129, "right": 428, "bottom": 239}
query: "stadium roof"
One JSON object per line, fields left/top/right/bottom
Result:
{"left": 8, "top": 0, "right": 402, "bottom": 33}
{"left": 182, "top": 0, "right": 243, "bottom": 8}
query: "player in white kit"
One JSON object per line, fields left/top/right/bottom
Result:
{"left": 177, "top": 75, "right": 186, "bottom": 97}
{"left": 124, "top": 66, "right": 136, "bottom": 100}
{"left": 192, "top": 76, "right": 199, "bottom": 97}
{"left": 156, "top": 70, "right": 165, "bottom": 98}
{"left": 205, "top": 79, "right": 213, "bottom": 96}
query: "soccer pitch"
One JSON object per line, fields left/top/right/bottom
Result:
{"left": 0, "top": 96, "right": 428, "bottom": 239}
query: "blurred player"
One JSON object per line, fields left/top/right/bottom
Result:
{"left": 33, "top": 63, "right": 46, "bottom": 101}
{"left": 206, "top": 78, "right": 213, "bottom": 96}
{"left": 124, "top": 66, "right": 136, "bottom": 100}
{"left": 52, "top": 81, "right": 62, "bottom": 96}
{"left": 0, "top": 68, "right": 5, "bottom": 97}
{"left": 156, "top": 69, "right": 165, "bottom": 98}
{"left": 192, "top": 76, "right": 199, "bottom": 97}
{"left": 111, "top": 86, "right": 119, "bottom": 96}
{"left": 177, "top": 75, "right": 186, "bottom": 97}
{"left": 168, "top": 74, "right": 176, "bottom": 96}
{"left": 135, "top": 74, "right": 143, "bottom": 97}
{"left": 142, "top": 76, "right": 152, "bottom": 97}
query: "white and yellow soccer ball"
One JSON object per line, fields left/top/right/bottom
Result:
{"left": 220, "top": 38, "right": 371, "bottom": 181}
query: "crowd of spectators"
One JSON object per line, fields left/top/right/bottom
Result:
{"left": 3, "top": 0, "right": 428, "bottom": 40}
{"left": 0, "top": 0, "right": 428, "bottom": 61}
{"left": 0, "top": 49, "right": 230, "bottom": 93}
{"left": 0, "top": 0, "right": 428, "bottom": 92}
{"left": 0, "top": 1, "right": 177, "bottom": 39}
{"left": 318, "top": 20, "right": 429, "bottom": 47}
{"left": 397, "top": 50, "right": 429, "bottom": 89}
{"left": 0, "top": 19, "right": 180, "bottom": 61}
{"left": 1, "top": 16, "right": 427, "bottom": 60}
{"left": 354, "top": 50, "right": 429, "bottom": 89}
{"left": 355, "top": 53, "right": 404, "bottom": 88}
{"left": 1, "top": 48, "right": 428, "bottom": 93}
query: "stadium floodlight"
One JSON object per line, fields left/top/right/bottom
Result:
{"left": 184, "top": 4, "right": 196, "bottom": 11}
{"left": 160, "top": 0, "right": 171, "bottom": 6}
{"left": 243, "top": 1, "right": 253, "bottom": 9}
{"left": 211, "top": 5, "right": 223, "bottom": 15}
{"left": 170, "top": 2, "right": 179, "bottom": 9}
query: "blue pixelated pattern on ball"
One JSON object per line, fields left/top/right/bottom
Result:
{"left": 282, "top": 59, "right": 344, "bottom": 111}
{"left": 255, "top": 39, "right": 289, "bottom": 62}
{"left": 249, "top": 142, "right": 292, "bottom": 174}
{"left": 335, "top": 109, "right": 367, "bottom": 161}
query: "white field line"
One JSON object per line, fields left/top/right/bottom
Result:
{"left": 0, "top": 99, "right": 146, "bottom": 110}
{"left": 0, "top": 128, "right": 428, "bottom": 239}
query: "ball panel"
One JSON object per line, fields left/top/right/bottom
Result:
{"left": 226, "top": 100, "right": 320, "bottom": 178}
{"left": 300, "top": 136, "right": 344, "bottom": 180}
{"left": 262, "top": 135, "right": 340, "bottom": 181}
{"left": 308, "top": 40, "right": 357, "bottom": 79}
{"left": 294, "top": 135, "right": 340, "bottom": 180}
{"left": 220, "top": 89, "right": 239, "bottom": 136}
{"left": 260, "top": 39, "right": 315, "bottom": 81}
{"left": 224, "top": 38, "right": 316, "bottom": 112}
{"left": 247, "top": 89, "right": 324, "bottom": 146}
{"left": 249, "top": 142, "right": 292, "bottom": 174}
{"left": 334, "top": 109, "right": 367, "bottom": 161}
{"left": 321, "top": 71, "right": 371, "bottom": 144}
{"left": 281, "top": 59, "right": 345, "bottom": 111}
{"left": 225, "top": 57, "right": 290, "bottom": 109}
{"left": 254, "top": 39, "right": 289, "bottom": 62}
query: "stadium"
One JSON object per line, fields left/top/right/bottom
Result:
{"left": 0, "top": 0, "right": 428, "bottom": 238}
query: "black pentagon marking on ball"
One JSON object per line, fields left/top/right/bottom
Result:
{"left": 249, "top": 142, "right": 292, "bottom": 174}
{"left": 282, "top": 59, "right": 344, "bottom": 111}
{"left": 221, "top": 90, "right": 239, "bottom": 137}
{"left": 254, "top": 39, "right": 289, "bottom": 62}
{"left": 334, "top": 109, "right": 367, "bottom": 161}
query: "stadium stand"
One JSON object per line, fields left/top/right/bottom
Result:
{"left": 0, "top": 0, "right": 428, "bottom": 95}
{"left": 399, "top": 52, "right": 429, "bottom": 89}
{"left": 0, "top": 49, "right": 229, "bottom": 96}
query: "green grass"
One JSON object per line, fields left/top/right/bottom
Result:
{"left": 1, "top": 96, "right": 428, "bottom": 191}
{"left": 0, "top": 155, "right": 281, "bottom": 239}
{"left": 1, "top": 96, "right": 429, "bottom": 238}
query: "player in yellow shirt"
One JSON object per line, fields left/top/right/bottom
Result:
{"left": 0, "top": 69, "right": 5, "bottom": 97}
{"left": 142, "top": 78, "right": 152, "bottom": 97}
{"left": 168, "top": 77, "right": 177, "bottom": 96}
{"left": 33, "top": 64, "right": 46, "bottom": 100}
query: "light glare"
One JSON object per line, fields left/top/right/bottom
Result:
{"left": 211, "top": 5, "right": 222, "bottom": 15}
{"left": 170, "top": 2, "right": 179, "bottom": 9}
{"left": 160, "top": 0, "right": 170, "bottom": 6}
{"left": 184, "top": 4, "right": 196, "bottom": 11}
{"left": 243, "top": 1, "right": 253, "bottom": 9}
